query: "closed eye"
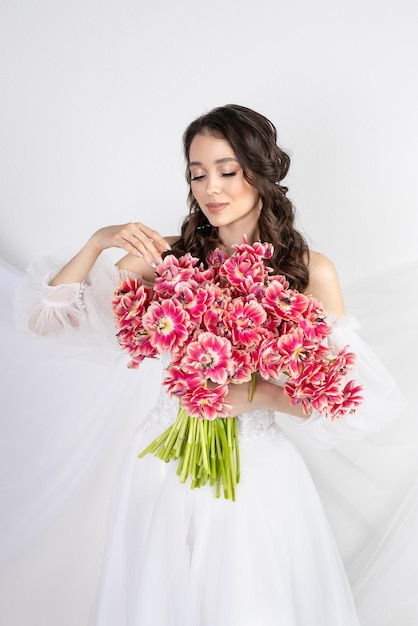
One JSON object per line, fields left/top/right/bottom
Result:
{"left": 190, "top": 171, "right": 237, "bottom": 181}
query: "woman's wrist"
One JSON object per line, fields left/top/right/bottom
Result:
{"left": 49, "top": 240, "right": 102, "bottom": 286}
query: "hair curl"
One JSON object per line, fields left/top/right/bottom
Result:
{"left": 169, "top": 104, "right": 310, "bottom": 292}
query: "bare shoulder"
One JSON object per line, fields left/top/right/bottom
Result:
{"left": 308, "top": 250, "right": 339, "bottom": 281}
{"left": 306, "top": 251, "right": 346, "bottom": 316}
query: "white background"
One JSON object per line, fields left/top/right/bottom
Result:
{"left": 1, "top": 4, "right": 418, "bottom": 624}
{"left": 1, "top": 0, "right": 417, "bottom": 289}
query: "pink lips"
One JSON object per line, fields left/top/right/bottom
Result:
{"left": 206, "top": 203, "right": 228, "bottom": 213}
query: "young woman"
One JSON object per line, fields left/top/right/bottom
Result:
{"left": 19, "top": 105, "right": 403, "bottom": 625}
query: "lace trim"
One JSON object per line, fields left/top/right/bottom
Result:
{"left": 237, "top": 409, "right": 282, "bottom": 442}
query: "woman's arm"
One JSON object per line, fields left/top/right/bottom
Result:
{"left": 223, "top": 378, "right": 308, "bottom": 419}
{"left": 22, "top": 222, "right": 174, "bottom": 338}
{"left": 49, "top": 222, "right": 173, "bottom": 286}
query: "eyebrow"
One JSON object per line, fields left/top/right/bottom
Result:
{"left": 189, "top": 157, "right": 239, "bottom": 166}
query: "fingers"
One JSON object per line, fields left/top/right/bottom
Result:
{"left": 133, "top": 223, "right": 172, "bottom": 267}
{"left": 115, "top": 222, "right": 171, "bottom": 268}
{"left": 135, "top": 223, "right": 171, "bottom": 252}
{"left": 214, "top": 380, "right": 252, "bottom": 417}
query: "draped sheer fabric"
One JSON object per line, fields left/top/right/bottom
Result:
{"left": 0, "top": 254, "right": 417, "bottom": 625}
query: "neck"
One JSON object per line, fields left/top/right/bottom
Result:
{"left": 218, "top": 224, "right": 260, "bottom": 256}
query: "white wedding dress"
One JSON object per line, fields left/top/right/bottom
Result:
{"left": 1, "top": 253, "right": 416, "bottom": 626}
{"left": 95, "top": 374, "right": 360, "bottom": 626}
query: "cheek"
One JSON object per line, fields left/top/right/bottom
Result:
{"left": 237, "top": 177, "right": 257, "bottom": 198}
{"left": 240, "top": 183, "right": 259, "bottom": 205}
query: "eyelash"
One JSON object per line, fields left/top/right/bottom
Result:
{"left": 190, "top": 171, "right": 237, "bottom": 182}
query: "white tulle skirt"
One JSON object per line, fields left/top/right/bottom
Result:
{"left": 95, "top": 401, "right": 360, "bottom": 626}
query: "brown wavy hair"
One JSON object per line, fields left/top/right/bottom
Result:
{"left": 169, "top": 104, "right": 310, "bottom": 291}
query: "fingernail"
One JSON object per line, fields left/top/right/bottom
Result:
{"left": 165, "top": 243, "right": 172, "bottom": 250}
{"left": 149, "top": 260, "right": 157, "bottom": 269}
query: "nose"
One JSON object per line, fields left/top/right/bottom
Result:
{"left": 205, "top": 173, "right": 221, "bottom": 196}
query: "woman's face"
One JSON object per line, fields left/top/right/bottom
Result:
{"left": 188, "top": 133, "right": 261, "bottom": 233}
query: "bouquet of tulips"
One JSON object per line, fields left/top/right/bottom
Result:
{"left": 112, "top": 239, "right": 363, "bottom": 500}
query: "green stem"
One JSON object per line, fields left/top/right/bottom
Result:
{"left": 220, "top": 419, "right": 236, "bottom": 500}
{"left": 248, "top": 372, "right": 257, "bottom": 402}
{"left": 174, "top": 410, "right": 191, "bottom": 458}
{"left": 227, "top": 417, "right": 233, "bottom": 450}
{"left": 138, "top": 424, "right": 173, "bottom": 458}
{"left": 160, "top": 409, "right": 188, "bottom": 462}
{"left": 210, "top": 420, "right": 217, "bottom": 485}
{"left": 190, "top": 427, "right": 199, "bottom": 480}
{"left": 234, "top": 417, "right": 241, "bottom": 484}
{"left": 180, "top": 416, "right": 197, "bottom": 483}
{"left": 198, "top": 419, "right": 210, "bottom": 475}
{"left": 215, "top": 421, "right": 230, "bottom": 500}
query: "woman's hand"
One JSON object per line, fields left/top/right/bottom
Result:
{"left": 222, "top": 380, "right": 254, "bottom": 417}
{"left": 212, "top": 378, "right": 310, "bottom": 419}
{"left": 91, "top": 222, "right": 172, "bottom": 268}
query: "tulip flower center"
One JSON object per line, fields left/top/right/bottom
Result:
{"left": 156, "top": 317, "right": 173, "bottom": 334}
{"left": 201, "top": 350, "right": 216, "bottom": 368}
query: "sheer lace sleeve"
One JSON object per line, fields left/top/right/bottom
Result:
{"left": 14, "top": 252, "right": 137, "bottom": 362}
{"left": 275, "top": 315, "right": 408, "bottom": 448}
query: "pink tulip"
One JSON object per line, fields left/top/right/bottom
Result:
{"left": 143, "top": 299, "right": 190, "bottom": 352}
